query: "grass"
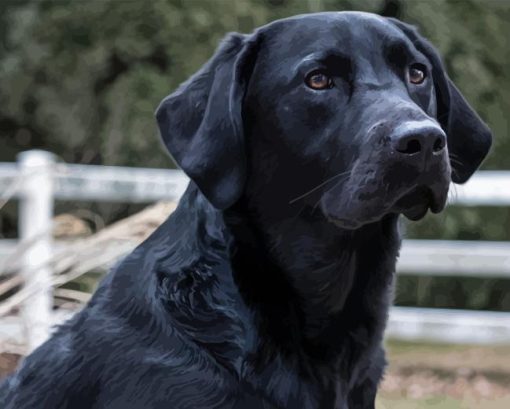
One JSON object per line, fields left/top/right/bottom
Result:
{"left": 378, "top": 396, "right": 510, "bottom": 409}
{"left": 376, "top": 340, "right": 510, "bottom": 408}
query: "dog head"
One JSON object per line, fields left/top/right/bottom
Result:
{"left": 156, "top": 12, "right": 492, "bottom": 229}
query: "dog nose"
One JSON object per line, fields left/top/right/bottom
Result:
{"left": 393, "top": 121, "right": 446, "bottom": 157}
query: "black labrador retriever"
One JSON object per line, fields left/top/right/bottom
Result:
{"left": 1, "top": 11, "right": 491, "bottom": 409}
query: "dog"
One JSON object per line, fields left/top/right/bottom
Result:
{"left": 0, "top": 11, "right": 491, "bottom": 409}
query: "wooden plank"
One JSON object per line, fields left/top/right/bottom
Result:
{"left": 451, "top": 171, "right": 510, "bottom": 206}
{"left": 2, "top": 307, "right": 509, "bottom": 347}
{"left": 4, "top": 239, "right": 510, "bottom": 278}
{"left": 53, "top": 164, "right": 189, "bottom": 202}
{"left": 398, "top": 240, "right": 510, "bottom": 277}
{"left": 387, "top": 307, "right": 510, "bottom": 345}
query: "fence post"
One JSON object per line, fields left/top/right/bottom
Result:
{"left": 18, "top": 150, "right": 55, "bottom": 352}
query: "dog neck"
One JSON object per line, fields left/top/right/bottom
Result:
{"left": 160, "top": 185, "right": 399, "bottom": 364}
{"left": 222, "top": 190, "right": 400, "bottom": 356}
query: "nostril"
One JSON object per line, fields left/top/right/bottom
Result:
{"left": 392, "top": 122, "right": 446, "bottom": 157}
{"left": 397, "top": 138, "right": 422, "bottom": 155}
{"left": 433, "top": 137, "right": 445, "bottom": 152}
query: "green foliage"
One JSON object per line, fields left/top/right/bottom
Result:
{"left": 1, "top": 0, "right": 508, "bottom": 170}
{"left": 0, "top": 0, "right": 268, "bottom": 166}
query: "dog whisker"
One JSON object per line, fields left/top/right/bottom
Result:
{"left": 447, "top": 183, "right": 459, "bottom": 205}
{"left": 311, "top": 173, "right": 352, "bottom": 214}
{"left": 288, "top": 170, "right": 352, "bottom": 205}
{"left": 449, "top": 153, "right": 464, "bottom": 180}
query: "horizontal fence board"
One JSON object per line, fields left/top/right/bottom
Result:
{"left": 44, "top": 169, "right": 510, "bottom": 205}
{"left": 2, "top": 307, "right": 509, "bottom": 346}
{"left": 0, "top": 239, "right": 136, "bottom": 275}
{"left": 3, "top": 239, "right": 510, "bottom": 278}
{"left": 1, "top": 163, "right": 510, "bottom": 205}
{"left": 387, "top": 307, "right": 510, "bottom": 345}
{"left": 54, "top": 164, "right": 189, "bottom": 202}
{"left": 450, "top": 171, "right": 510, "bottom": 206}
{"left": 399, "top": 240, "right": 510, "bottom": 277}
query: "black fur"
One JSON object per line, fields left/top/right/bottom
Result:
{"left": 1, "top": 12, "right": 491, "bottom": 409}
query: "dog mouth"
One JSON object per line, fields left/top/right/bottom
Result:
{"left": 321, "top": 178, "right": 449, "bottom": 229}
{"left": 392, "top": 185, "right": 443, "bottom": 221}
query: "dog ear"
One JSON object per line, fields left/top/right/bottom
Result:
{"left": 156, "top": 33, "right": 259, "bottom": 209}
{"left": 387, "top": 18, "right": 492, "bottom": 184}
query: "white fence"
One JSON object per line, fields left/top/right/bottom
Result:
{"left": 1, "top": 150, "right": 510, "bottom": 349}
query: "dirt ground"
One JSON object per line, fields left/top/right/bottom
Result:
{"left": 1, "top": 341, "right": 510, "bottom": 408}
{"left": 378, "top": 341, "right": 510, "bottom": 408}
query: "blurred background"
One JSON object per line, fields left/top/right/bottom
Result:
{"left": 0, "top": 0, "right": 509, "bottom": 407}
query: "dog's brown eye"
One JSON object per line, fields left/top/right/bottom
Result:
{"left": 408, "top": 64, "right": 426, "bottom": 85}
{"left": 305, "top": 70, "right": 333, "bottom": 90}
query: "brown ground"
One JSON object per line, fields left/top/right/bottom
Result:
{"left": 382, "top": 341, "right": 510, "bottom": 399}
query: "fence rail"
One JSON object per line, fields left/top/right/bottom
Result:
{"left": 1, "top": 150, "right": 510, "bottom": 349}
{"left": 2, "top": 239, "right": 510, "bottom": 278}
{"left": 0, "top": 161, "right": 189, "bottom": 203}
{"left": 2, "top": 160, "right": 510, "bottom": 205}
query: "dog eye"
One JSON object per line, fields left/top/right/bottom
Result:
{"left": 408, "top": 64, "right": 427, "bottom": 85}
{"left": 305, "top": 70, "right": 333, "bottom": 90}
